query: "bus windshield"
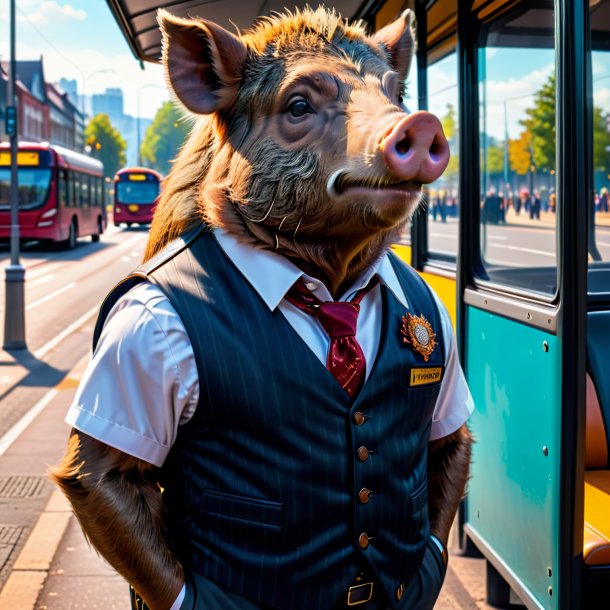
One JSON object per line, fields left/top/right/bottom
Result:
{"left": 116, "top": 181, "right": 159, "bottom": 205}
{"left": 0, "top": 168, "right": 52, "bottom": 211}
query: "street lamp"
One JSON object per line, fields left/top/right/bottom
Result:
{"left": 136, "top": 83, "right": 165, "bottom": 166}
{"left": 3, "top": 0, "right": 25, "bottom": 350}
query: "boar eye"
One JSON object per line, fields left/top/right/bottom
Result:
{"left": 288, "top": 99, "right": 315, "bottom": 118}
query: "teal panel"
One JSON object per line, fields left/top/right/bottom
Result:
{"left": 465, "top": 306, "right": 561, "bottom": 609}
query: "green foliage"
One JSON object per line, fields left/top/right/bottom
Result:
{"left": 486, "top": 144, "right": 505, "bottom": 175}
{"left": 84, "top": 114, "right": 127, "bottom": 178}
{"left": 140, "top": 102, "right": 190, "bottom": 175}
{"left": 520, "top": 72, "right": 556, "bottom": 171}
{"left": 593, "top": 106, "right": 610, "bottom": 173}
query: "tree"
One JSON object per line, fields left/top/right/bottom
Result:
{"left": 508, "top": 130, "right": 532, "bottom": 175}
{"left": 486, "top": 144, "right": 505, "bottom": 175}
{"left": 140, "top": 102, "right": 190, "bottom": 175}
{"left": 85, "top": 114, "right": 127, "bottom": 179}
{"left": 440, "top": 103, "right": 459, "bottom": 186}
{"left": 593, "top": 106, "right": 610, "bottom": 174}
{"left": 521, "top": 72, "right": 556, "bottom": 172}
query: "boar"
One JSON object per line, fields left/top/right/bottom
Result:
{"left": 147, "top": 6, "right": 449, "bottom": 295}
{"left": 51, "top": 7, "right": 471, "bottom": 610}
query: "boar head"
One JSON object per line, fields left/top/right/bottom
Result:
{"left": 146, "top": 6, "right": 449, "bottom": 296}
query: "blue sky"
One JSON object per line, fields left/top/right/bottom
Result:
{"left": 2, "top": 1, "right": 609, "bottom": 138}
{"left": 0, "top": 1, "right": 169, "bottom": 119}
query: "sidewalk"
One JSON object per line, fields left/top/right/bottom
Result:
{"left": 497, "top": 208, "right": 610, "bottom": 230}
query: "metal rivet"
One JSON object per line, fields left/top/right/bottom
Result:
{"left": 527, "top": 312, "right": 532, "bottom": 320}
{"left": 548, "top": 587, "right": 553, "bottom": 596}
{"left": 547, "top": 567, "right": 552, "bottom": 577}
{"left": 477, "top": 510, "right": 480, "bottom": 519}
{"left": 543, "top": 446, "right": 549, "bottom": 456}
{"left": 543, "top": 341, "right": 549, "bottom": 352}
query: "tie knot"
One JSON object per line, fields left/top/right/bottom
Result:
{"left": 315, "top": 302, "right": 360, "bottom": 339}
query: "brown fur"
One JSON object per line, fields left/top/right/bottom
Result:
{"left": 427, "top": 424, "right": 473, "bottom": 546}
{"left": 49, "top": 432, "right": 183, "bottom": 609}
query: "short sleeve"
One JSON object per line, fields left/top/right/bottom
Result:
{"left": 429, "top": 297, "right": 474, "bottom": 441}
{"left": 66, "top": 282, "right": 199, "bottom": 466}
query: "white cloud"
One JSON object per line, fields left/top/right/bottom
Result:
{"left": 482, "top": 64, "right": 555, "bottom": 140}
{"left": 17, "top": 2, "right": 86, "bottom": 27}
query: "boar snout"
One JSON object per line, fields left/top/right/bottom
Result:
{"left": 379, "top": 111, "right": 450, "bottom": 184}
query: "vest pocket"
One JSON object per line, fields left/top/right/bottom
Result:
{"left": 202, "top": 489, "right": 283, "bottom": 527}
{"left": 410, "top": 478, "right": 428, "bottom": 514}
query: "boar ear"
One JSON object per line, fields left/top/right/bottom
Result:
{"left": 373, "top": 9, "right": 417, "bottom": 82}
{"left": 158, "top": 9, "right": 248, "bottom": 115}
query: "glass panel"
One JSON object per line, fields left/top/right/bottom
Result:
{"left": 0, "top": 169, "right": 52, "bottom": 210}
{"left": 478, "top": 6, "right": 557, "bottom": 296}
{"left": 590, "top": 0, "right": 610, "bottom": 285}
{"left": 427, "top": 51, "right": 459, "bottom": 258}
{"left": 116, "top": 181, "right": 160, "bottom": 205}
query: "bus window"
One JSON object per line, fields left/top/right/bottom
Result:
{"left": 427, "top": 50, "right": 459, "bottom": 258}
{"left": 590, "top": 0, "right": 610, "bottom": 273}
{"left": 58, "top": 169, "right": 68, "bottom": 207}
{"left": 0, "top": 168, "right": 52, "bottom": 210}
{"left": 81, "top": 174, "right": 90, "bottom": 208}
{"left": 74, "top": 174, "right": 81, "bottom": 208}
{"left": 477, "top": 5, "right": 557, "bottom": 296}
{"left": 96, "top": 177, "right": 103, "bottom": 208}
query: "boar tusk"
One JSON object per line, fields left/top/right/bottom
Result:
{"left": 327, "top": 168, "right": 348, "bottom": 196}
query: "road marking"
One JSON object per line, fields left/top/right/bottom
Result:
{"left": 487, "top": 235, "right": 507, "bottom": 241}
{"left": 33, "top": 304, "right": 99, "bottom": 360}
{"left": 489, "top": 243, "right": 556, "bottom": 258}
{"left": 0, "top": 388, "right": 58, "bottom": 457}
{"left": 28, "top": 274, "right": 54, "bottom": 287}
{"left": 26, "top": 282, "right": 76, "bottom": 311}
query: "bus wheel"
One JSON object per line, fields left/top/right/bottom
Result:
{"left": 485, "top": 561, "right": 511, "bottom": 607}
{"left": 91, "top": 219, "right": 102, "bottom": 242}
{"left": 64, "top": 220, "right": 77, "bottom": 250}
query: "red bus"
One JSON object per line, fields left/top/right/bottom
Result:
{"left": 113, "top": 167, "right": 161, "bottom": 227}
{"left": 0, "top": 142, "right": 106, "bottom": 248}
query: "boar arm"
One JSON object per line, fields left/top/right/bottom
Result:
{"left": 426, "top": 423, "right": 472, "bottom": 547}
{"left": 49, "top": 431, "right": 183, "bottom": 610}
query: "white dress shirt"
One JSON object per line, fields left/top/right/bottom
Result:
{"left": 67, "top": 228, "right": 473, "bottom": 467}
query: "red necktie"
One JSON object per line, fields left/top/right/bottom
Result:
{"left": 285, "top": 277, "right": 379, "bottom": 397}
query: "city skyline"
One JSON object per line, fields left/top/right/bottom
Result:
{"left": 0, "top": 0, "right": 169, "bottom": 120}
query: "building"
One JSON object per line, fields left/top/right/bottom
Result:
{"left": 0, "top": 58, "right": 85, "bottom": 152}
{"left": 91, "top": 88, "right": 124, "bottom": 123}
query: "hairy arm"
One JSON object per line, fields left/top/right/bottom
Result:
{"left": 427, "top": 423, "right": 472, "bottom": 546}
{"left": 49, "top": 430, "right": 184, "bottom": 610}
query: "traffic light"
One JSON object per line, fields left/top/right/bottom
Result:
{"left": 5, "top": 106, "right": 16, "bottom": 136}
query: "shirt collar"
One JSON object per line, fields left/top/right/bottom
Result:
{"left": 213, "top": 228, "right": 408, "bottom": 310}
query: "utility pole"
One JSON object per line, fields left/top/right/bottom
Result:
{"left": 3, "top": 0, "right": 26, "bottom": 350}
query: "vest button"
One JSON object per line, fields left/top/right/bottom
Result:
{"left": 358, "top": 533, "right": 370, "bottom": 549}
{"left": 357, "top": 446, "right": 369, "bottom": 461}
{"left": 353, "top": 411, "right": 365, "bottom": 426}
{"left": 396, "top": 582, "right": 405, "bottom": 601}
{"left": 358, "top": 488, "right": 371, "bottom": 504}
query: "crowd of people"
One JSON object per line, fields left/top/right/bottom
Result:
{"left": 428, "top": 185, "right": 610, "bottom": 225}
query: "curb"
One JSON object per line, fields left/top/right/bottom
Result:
{"left": 0, "top": 491, "right": 72, "bottom": 610}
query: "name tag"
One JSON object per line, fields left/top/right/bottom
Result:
{"left": 409, "top": 366, "right": 443, "bottom": 387}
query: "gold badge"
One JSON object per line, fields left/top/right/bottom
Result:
{"left": 400, "top": 313, "right": 437, "bottom": 362}
{"left": 409, "top": 367, "right": 443, "bottom": 387}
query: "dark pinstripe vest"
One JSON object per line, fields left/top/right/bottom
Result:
{"left": 95, "top": 227, "right": 445, "bottom": 610}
